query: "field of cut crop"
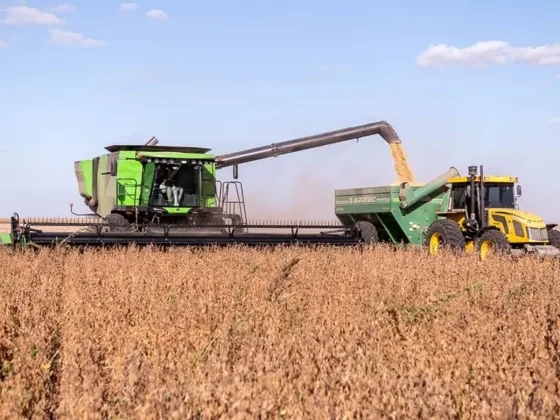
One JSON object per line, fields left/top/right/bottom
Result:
{"left": 1, "top": 245, "right": 560, "bottom": 418}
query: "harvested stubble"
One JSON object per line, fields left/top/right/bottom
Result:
{"left": 1, "top": 245, "right": 560, "bottom": 418}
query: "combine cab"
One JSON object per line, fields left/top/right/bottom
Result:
{"left": 74, "top": 142, "right": 246, "bottom": 231}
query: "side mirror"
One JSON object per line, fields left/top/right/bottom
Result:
{"left": 516, "top": 185, "right": 522, "bottom": 196}
{"left": 233, "top": 164, "right": 239, "bottom": 180}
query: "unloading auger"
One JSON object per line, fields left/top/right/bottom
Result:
{"left": 214, "top": 120, "right": 403, "bottom": 169}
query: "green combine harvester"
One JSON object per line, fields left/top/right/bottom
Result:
{"left": 4, "top": 119, "right": 560, "bottom": 258}
{"left": 5, "top": 121, "right": 404, "bottom": 248}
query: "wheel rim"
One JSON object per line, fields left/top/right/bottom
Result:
{"left": 480, "top": 240, "right": 493, "bottom": 260}
{"left": 429, "top": 232, "right": 442, "bottom": 255}
{"left": 465, "top": 241, "right": 475, "bottom": 254}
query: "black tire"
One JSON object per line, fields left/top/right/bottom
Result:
{"left": 548, "top": 228, "right": 560, "bottom": 250}
{"left": 475, "top": 229, "right": 511, "bottom": 260}
{"left": 104, "top": 213, "right": 133, "bottom": 232}
{"left": 355, "top": 221, "right": 379, "bottom": 244}
{"left": 424, "top": 219, "right": 465, "bottom": 255}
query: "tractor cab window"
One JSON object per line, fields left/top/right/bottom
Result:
{"left": 150, "top": 163, "right": 202, "bottom": 207}
{"left": 483, "top": 184, "right": 515, "bottom": 209}
{"left": 451, "top": 183, "right": 515, "bottom": 211}
{"left": 451, "top": 186, "right": 467, "bottom": 210}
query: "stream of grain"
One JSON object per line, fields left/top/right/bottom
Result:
{"left": 389, "top": 142, "right": 414, "bottom": 182}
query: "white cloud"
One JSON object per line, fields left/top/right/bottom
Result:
{"left": 0, "top": 40, "right": 7, "bottom": 48}
{"left": 417, "top": 41, "right": 560, "bottom": 67}
{"left": 2, "top": 6, "right": 63, "bottom": 25}
{"left": 48, "top": 29, "right": 105, "bottom": 47}
{"left": 48, "top": 4, "right": 76, "bottom": 13}
{"left": 119, "top": 3, "right": 137, "bottom": 11}
{"left": 510, "top": 45, "right": 560, "bottom": 65}
{"left": 548, "top": 117, "right": 560, "bottom": 124}
{"left": 146, "top": 9, "right": 168, "bottom": 20}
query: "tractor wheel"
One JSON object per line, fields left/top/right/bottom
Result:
{"left": 424, "top": 219, "right": 465, "bottom": 255}
{"left": 547, "top": 228, "right": 560, "bottom": 250}
{"left": 355, "top": 221, "right": 378, "bottom": 244}
{"left": 475, "top": 229, "right": 511, "bottom": 260}
{"left": 104, "top": 213, "right": 133, "bottom": 233}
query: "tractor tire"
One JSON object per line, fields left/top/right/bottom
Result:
{"left": 105, "top": 213, "right": 133, "bottom": 233}
{"left": 355, "top": 221, "right": 379, "bottom": 244}
{"left": 424, "top": 219, "right": 465, "bottom": 255}
{"left": 548, "top": 228, "right": 560, "bottom": 250}
{"left": 475, "top": 229, "right": 511, "bottom": 260}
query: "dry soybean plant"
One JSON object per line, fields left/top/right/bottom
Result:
{"left": 1, "top": 244, "right": 560, "bottom": 418}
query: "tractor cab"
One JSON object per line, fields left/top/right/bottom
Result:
{"left": 448, "top": 173, "right": 519, "bottom": 214}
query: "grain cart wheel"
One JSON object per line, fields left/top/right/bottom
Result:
{"left": 547, "top": 228, "right": 560, "bottom": 250}
{"left": 475, "top": 229, "right": 511, "bottom": 261}
{"left": 355, "top": 221, "right": 378, "bottom": 244}
{"left": 424, "top": 219, "right": 465, "bottom": 256}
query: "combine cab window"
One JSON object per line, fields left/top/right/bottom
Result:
{"left": 149, "top": 163, "right": 202, "bottom": 207}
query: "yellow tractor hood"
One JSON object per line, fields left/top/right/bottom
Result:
{"left": 491, "top": 209, "right": 545, "bottom": 226}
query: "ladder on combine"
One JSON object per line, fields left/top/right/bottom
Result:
{"left": 216, "top": 181, "right": 248, "bottom": 225}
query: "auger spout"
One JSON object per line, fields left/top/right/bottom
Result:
{"left": 398, "top": 167, "right": 460, "bottom": 209}
{"left": 215, "top": 120, "right": 402, "bottom": 169}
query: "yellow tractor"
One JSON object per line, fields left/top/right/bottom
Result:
{"left": 426, "top": 165, "right": 560, "bottom": 259}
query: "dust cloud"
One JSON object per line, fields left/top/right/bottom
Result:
{"left": 240, "top": 142, "right": 417, "bottom": 224}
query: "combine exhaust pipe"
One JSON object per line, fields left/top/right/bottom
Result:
{"left": 215, "top": 120, "right": 401, "bottom": 169}
{"left": 145, "top": 136, "right": 159, "bottom": 146}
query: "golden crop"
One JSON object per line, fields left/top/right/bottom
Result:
{"left": 1, "top": 245, "right": 559, "bottom": 418}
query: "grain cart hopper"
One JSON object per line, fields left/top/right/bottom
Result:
{"left": 335, "top": 165, "right": 560, "bottom": 259}
{"left": 72, "top": 120, "right": 408, "bottom": 233}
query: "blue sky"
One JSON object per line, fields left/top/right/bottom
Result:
{"left": 0, "top": 0, "right": 559, "bottom": 221}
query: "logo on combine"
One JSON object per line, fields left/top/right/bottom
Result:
{"left": 348, "top": 196, "right": 377, "bottom": 204}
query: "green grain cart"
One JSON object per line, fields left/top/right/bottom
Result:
{"left": 335, "top": 167, "right": 459, "bottom": 245}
